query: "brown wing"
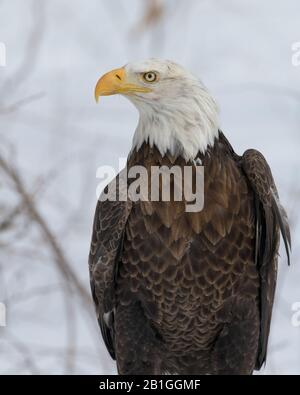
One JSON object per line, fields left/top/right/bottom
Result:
{"left": 241, "top": 149, "right": 291, "bottom": 369}
{"left": 89, "top": 172, "right": 132, "bottom": 359}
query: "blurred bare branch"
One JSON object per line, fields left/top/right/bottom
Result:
{"left": 0, "top": 154, "right": 91, "bottom": 306}
{"left": 131, "top": 0, "right": 165, "bottom": 35}
{"left": 4, "top": 331, "right": 41, "bottom": 375}
{"left": 0, "top": 92, "right": 45, "bottom": 115}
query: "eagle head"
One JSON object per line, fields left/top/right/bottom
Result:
{"left": 95, "top": 59, "right": 219, "bottom": 160}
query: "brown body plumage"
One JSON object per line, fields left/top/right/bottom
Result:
{"left": 89, "top": 132, "right": 290, "bottom": 375}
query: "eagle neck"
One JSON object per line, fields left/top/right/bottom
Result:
{"left": 131, "top": 88, "right": 219, "bottom": 161}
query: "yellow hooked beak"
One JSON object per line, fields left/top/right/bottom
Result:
{"left": 94, "top": 67, "right": 152, "bottom": 102}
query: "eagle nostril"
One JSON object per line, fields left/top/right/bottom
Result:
{"left": 115, "top": 74, "right": 122, "bottom": 81}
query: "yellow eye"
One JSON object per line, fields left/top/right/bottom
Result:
{"left": 143, "top": 72, "right": 158, "bottom": 83}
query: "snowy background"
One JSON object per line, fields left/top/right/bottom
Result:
{"left": 0, "top": 0, "right": 299, "bottom": 374}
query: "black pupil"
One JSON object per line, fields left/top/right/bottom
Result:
{"left": 147, "top": 73, "right": 154, "bottom": 80}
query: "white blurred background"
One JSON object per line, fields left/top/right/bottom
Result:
{"left": 0, "top": 0, "right": 299, "bottom": 374}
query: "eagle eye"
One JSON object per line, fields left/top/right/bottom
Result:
{"left": 142, "top": 71, "right": 158, "bottom": 83}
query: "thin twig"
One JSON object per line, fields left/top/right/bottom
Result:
{"left": 0, "top": 154, "right": 91, "bottom": 306}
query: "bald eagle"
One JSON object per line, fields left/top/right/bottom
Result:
{"left": 89, "top": 59, "right": 291, "bottom": 375}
